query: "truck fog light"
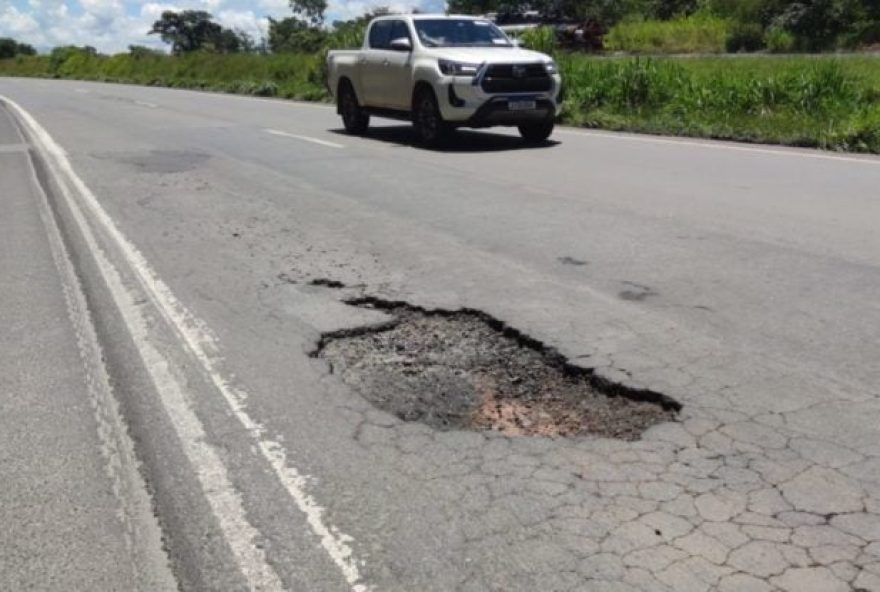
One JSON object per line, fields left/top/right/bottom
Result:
{"left": 448, "top": 85, "right": 465, "bottom": 108}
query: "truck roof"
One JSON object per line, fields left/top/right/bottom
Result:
{"left": 369, "top": 14, "right": 486, "bottom": 22}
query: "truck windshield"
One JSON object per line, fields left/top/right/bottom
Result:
{"left": 413, "top": 19, "right": 512, "bottom": 48}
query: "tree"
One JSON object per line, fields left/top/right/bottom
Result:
{"left": 148, "top": 10, "right": 256, "bottom": 54}
{"left": 234, "top": 29, "right": 258, "bottom": 53}
{"left": 290, "top": 0, "right": 328, "bottom": 26}
{"left": 149, "top": 10, "right": 223, "bottom": 54}
{"left": 268, "top": 17, "right": 327, "bottom": 52}
{"left": 128, "top": 45, "right": 164, "bottom": 58}
{"left": 0, "top": 37, "right": 37, "bottom": 59}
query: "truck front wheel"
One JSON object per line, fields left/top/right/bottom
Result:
{"left": 518, "top": 121, "right": 554, "bottom": 144}
{"left": 339, "top": 83, "right": 369, "bottom": 135}
{"left": 413, "top": 89, "right": 450, "bottom": 147}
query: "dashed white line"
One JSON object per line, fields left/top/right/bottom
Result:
{"left": 134, "top": 100, "right": 158, "bottom": 108}
{"left": 265, "top": 128, "right": 345, "bottom": 149}
{"left": 2, "top": 95, "right": 370, "bottom": 592}
{"left": 557, "top": 127, "right": 880, "bottom": 165}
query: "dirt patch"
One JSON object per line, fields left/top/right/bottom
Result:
{"left": 313, "top": 299, "right": 679, "bottom": 440}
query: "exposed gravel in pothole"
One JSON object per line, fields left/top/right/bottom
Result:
{"left": 314, "top": 300, "right": 680, "bottom": 440}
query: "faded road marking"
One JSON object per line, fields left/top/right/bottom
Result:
{"left": 3, "top": 95, "right": 370, "bottom": 592}
{"left": 265, "top": 128, "right": 345, "bottom": 149}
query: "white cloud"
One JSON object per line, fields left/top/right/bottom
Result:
{"left": 79, "top": 0, "right": 124, "bottom": 19}
{"left": 0, "top": 0, "right": 446, "bottom": 53}
{"left": 1, "top": 5, "right": 41, "bottom": 36}
{"left": 217, "top": 8, "right": 267, "bottom": 40}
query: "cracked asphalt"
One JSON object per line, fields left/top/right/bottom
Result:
{"left": 1, "top": 78, "right": 879, "bottom": 591}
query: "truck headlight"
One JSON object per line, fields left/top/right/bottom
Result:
{"left": 544, "top": 61, "right": 558, "bottom": 74}
{"left": 438, "top": 59, "right": 480, "bottom": 76}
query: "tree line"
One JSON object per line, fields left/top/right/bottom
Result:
{"left": 1, "top": 0, "right": 877, "bottom": 57}
{"left": 453, "top": 0, "right": 880, "bottom": 50}
{"left": 0, "top": 38, "right": 37, "bottom": 58}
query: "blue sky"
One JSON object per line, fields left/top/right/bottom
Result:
{"left": 0, "top": 0, "right": 445, "bottom": 52}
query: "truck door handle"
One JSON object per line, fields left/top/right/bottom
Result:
{"left": 382, "top": 59, "right": 390, "bottom": 66}
{"left": 358, "top": 57, "right": 367, "bottom": 64}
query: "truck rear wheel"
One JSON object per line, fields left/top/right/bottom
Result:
{"left": 518, "top": 120, "right": 554, "bottom": 144}
{"left": 339, "top": 82, "right": 369, "bottom": 135}
{"left": 413, "top": 89, "right": 450, "bottom": 147}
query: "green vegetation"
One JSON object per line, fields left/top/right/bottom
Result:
{"left": 0, "top": 49, "right": 326, "bottom": 100}
{"left": 455, "top": 0, "right": 880, "bottom": 53}
{"left": 605, "top": 14, "right": 732, "bottom": 53}
{"left": 2, "top": 0, "right": 878, "bottom": 152}
{"left": 3, "top": 48, "right": 878, "bottom": 153}
{"left": 558, "top": 56, "right": 880, "bottom": 152}
{"left": 0, "top": 37, "right": 36, "bottom": 59}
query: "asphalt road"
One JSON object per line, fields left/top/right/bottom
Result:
{"left": 1, "top": 78, "right": 879, "bottom": 592}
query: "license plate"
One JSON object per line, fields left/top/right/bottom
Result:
{"left": 508, "top": 100, "right": 536, "bottom": 111}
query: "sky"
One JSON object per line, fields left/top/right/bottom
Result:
{"left": 0, "top": 0, "right": 446, "bottom": 53}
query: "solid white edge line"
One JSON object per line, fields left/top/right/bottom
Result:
{"left": 556, "top": 128, "right": 880, "bottom": 165}
{"left": 7, "top": 101, "right": 178, "bottom": 592}
{"left": 2, "top": 95, "right": 370, "bottom": 592}
{"left": 2, "top": 95, "right": 288, "bottom": 592}
{"left": 264, "top": 128, "right": 345, "bottom": 149}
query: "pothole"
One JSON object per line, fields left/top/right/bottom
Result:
{"left": 313, "top": 298, "right": 680, "bottom": 440}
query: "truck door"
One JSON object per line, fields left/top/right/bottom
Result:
{"left": 383, "top": 20, "right": 414, "bottom": 110}
{"left": 362, "top": 20, "right": 393, "bottom": 107}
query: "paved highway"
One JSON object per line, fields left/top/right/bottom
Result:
{"left": 1, "top": 78, "right": 879, "bottom": 592}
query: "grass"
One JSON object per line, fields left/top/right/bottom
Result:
{"left": 0, "top": 52, "right": 327, "bottom": 100}
{"left": 605, "top": 15, "right": 733, "bottom": 54}
{"left": 2, "top": 51, "right": 879, "bottom": 153}
{"left": 558, "top": 55, "right": 880, "bottom": 152}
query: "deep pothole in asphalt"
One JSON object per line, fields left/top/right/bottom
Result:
{"left": 312, "top": 297, "right": 681, "bottom": 440}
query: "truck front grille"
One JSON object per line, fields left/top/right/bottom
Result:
{"left": 481, "top": 64, "right": 552, "bottom": 94}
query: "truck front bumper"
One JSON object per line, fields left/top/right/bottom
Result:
{"left": 465, "top": 97, "right": 556, "bottom": 128}
{"left": 436, "top": 75, "right": 561, "bottom": 126}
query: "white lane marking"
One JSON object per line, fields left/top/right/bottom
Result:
{"left": 74, "top": 88, "right": 90, "bottom": 94}
{"left": 8, "top": 100, "right": 177, "bottom": 591}
{"left": 265, "top": 128, "right": 344, "bottom": 149}
{"left": 2, "top": 96, "right": 287, "bottom": 592}
{"left": 557, "top": 128, "right": 880, "bottom": 165}
{"left": 3, "top": 95, "right": 370, "bottom": 592}
{"left": 134, "top": 100, "right": 158, "bottom": 109}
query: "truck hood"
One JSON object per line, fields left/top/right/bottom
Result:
{"left": 430, "top": 47, "right": 552, "bottom": 65}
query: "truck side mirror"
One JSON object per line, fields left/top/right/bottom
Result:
{"left": 390, "top": 37, "right": 412, "bottom": 52}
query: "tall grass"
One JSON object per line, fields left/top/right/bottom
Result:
{"left": 0, "top": 51, "right": 326, "bottom": 100}
{"left": 519, "top": 26, "right": 558, "bottom": 55}
{"left": 2, "top": 51, "right": 879, "bottom": 153}
{"left": 605, "top": 15, "right": 733, "bottom": 54}
{"left": 558, "top": 56, "right": 880, "bottom": 152}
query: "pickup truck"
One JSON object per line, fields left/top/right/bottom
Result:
{"left": 326, "top": 15, "right": 562, "bottom": 145}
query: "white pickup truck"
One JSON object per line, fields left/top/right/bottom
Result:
{"left": 327, "top": 15, "right": 562, "bottom": 145}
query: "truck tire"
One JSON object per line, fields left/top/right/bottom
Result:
{"left": 518, "top": 121, "right": 554, "bottom": 144}
{"left": 413, "top": 89, "right": 450, "bottom": 147}
{"left": 339, "top": 82, "right": 369, "bottom": 135}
